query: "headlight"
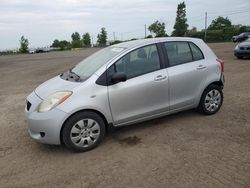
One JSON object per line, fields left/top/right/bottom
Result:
{"left": 38, "top": 91, "right": 72, "bottom": 113}
{"left": 235, "top": 45, "right": 239, "bottom": 50}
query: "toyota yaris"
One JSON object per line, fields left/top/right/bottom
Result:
{"left": 25, "top": 37, "right": 225, "bottom": 152}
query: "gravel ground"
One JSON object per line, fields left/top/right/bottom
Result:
{"left": 0, "top": 43, "right": 250, "bottom": 188}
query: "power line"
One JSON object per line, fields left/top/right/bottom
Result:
{"left": 208, "top": 8, "right": 250, "bottom": 15}
{"left": 189, "top": 8, "right": 250, "bottom": 21}
{"left": 214, "top": 10, "right": 250, "bottom": 17}
{"left": 189, "top": 9, "right": 250, "bottom": 23}
{"left": 123, "top": 28, "right": 142, "bottom": 34}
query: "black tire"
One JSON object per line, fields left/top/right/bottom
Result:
{"left": 198, "top": 84, "right": 223, "bottom": 115}
{"left": 237, "top": 56, "right": 243, "bottom": 59}
{"left": 62, "top": 111, "right": 106, "bottom": 152}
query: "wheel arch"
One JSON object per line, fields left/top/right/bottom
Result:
{"left": 196, "top": 79, "right": 224, "bottom": 108}
{"left": 60, "top": 109, "right": 110, "bottom": 145}
{"left": 209, "top": 80, "right": 224, "bottom": 89}
{"left": 197, "top": 82, "right": 224, "bottom": 115}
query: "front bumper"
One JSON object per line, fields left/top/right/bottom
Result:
{"left": 25, "top": 92, "right": 68, "bottom": 145}
{"left": 234, "top": 50, "right": 250, "bottom": 57}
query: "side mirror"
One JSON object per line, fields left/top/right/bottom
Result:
{"left": 111, "top": 72, "right": 127, "bottom": 84}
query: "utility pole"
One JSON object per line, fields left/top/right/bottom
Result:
{"left": 204, "top": 12, "right": 207, "bottom": 42}
{"left": 144, "top": 24, "right": 147, "bottom": 38}
{"left": 121, "top": 33, "right": 123, "bottom": 41}
{"left": 113, "top": 32, "right": 116, "bottom": 41}
{"left": 91, "top": 35, "right": 94, "bottom": 47}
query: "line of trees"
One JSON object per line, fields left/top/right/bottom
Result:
{"left": 51, "top": 27, "right": 107, "bottom": 50}
{"left": 51, "top": 32, "right": 91, "bottom": 50}
{"left": 148, "top": 1, "right": 250, "bottom": 42}
{"left": 186, "top": 17, "right": 250, "bottom": 42}
{"left": 4, "top": 1, "right": 250, "bottom": 55}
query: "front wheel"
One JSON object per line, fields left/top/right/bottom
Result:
{"left": 62, "top": 111, "right": 106, "bottom": 152}
{"left": 198, "top": 84, "right": 223, "bottom": 115}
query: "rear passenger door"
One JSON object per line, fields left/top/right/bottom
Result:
{"left": 163, "top": 41, "right": 207, "bottom": 110}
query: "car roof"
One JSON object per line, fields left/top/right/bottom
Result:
{"left": 112, "top": 37, "right": 203, "bottom": 49}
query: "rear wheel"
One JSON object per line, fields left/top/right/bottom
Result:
{"left": 62, "top": 111, "right": 106, "bottom": 152}
{"left": 198, "top": 84, "right": 223, "bottom": 115}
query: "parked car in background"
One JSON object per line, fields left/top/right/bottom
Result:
{"left": 232, "top": 32, "right": 250, "bottom": 43}
{"left": 25, "top": 37, "right": 225, "bottom": 152}
{"left": 29, "top": 49, "right": 36, "bottom": 54}
{"left": 232, "top": 36, "right": 238, "bottom": 43}
{"left": 35, "top": 47, "right": 51, "bottom": 53}
{"left": 234, "top": 38, "right": 250, "bottom": 59}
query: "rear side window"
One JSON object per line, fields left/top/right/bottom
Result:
{"left": 164, "top": 42, "right": 192, "bottom": 66}
{"left": 189, "top": 42, "right": 204, "bottom": 61}
{"left": 164, "top": 41, "right": 204, "bottom": 67}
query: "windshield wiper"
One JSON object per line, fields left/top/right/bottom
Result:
{"left": 69, "top": 68, "right": 81, "bottom": 82}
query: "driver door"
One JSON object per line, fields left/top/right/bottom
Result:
{"left": 107, "top": 44, "right": 169, "bottom": 125}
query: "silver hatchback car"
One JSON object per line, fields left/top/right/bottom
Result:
{"left": 25, "top": 37, "right": 225, "bottom": 152}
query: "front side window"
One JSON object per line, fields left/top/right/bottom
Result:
{"left": 109, "top": 44, "right": 161, "bottom": 80}
{"left": 164, "top": 42, "right": 192, "bottom": 66}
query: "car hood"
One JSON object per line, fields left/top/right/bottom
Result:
{"left": 35, "top": 75, "right": 81, "bottom": 99}
{"left": 239, "top": 41, "right": 250, "bottom": 47}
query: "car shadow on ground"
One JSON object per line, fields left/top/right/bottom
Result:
{"left": 33, "top": 109, "right": 198, "bottom": 153}
{"left": 109, "top": 109, "right": 198, "bottom": 133}
{"left": 235, "top": 57, "right": 250, "bottom": 60}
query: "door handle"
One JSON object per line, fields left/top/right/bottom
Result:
{"left": 196, "top": 65, "right": 207, "bottom": 70}
{"left": 154, "top": 75, "right": 167, "bottom": 81}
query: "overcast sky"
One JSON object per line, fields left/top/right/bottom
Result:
{"left": 0, "top": 0, "right": 249, "bottom": 50}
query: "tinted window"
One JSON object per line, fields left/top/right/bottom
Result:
{"left": 110, "top": 44, "right": 161, "bottom": 79}
{"left": 189, "top": 42, "right": 204, "bottom": 61}
{"left": 164, "top": 42, "right": 192, "bottom": 66}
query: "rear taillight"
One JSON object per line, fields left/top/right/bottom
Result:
{"left": 216, "top": 58, "right": 224, "bottom": 72}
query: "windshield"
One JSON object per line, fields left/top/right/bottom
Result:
{"left": 72, "top": 47, "right": 125, "bottom": 80}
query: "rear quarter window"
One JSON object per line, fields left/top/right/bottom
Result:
{"left": 189, "top": 42, "right": 204, "bottom": 61}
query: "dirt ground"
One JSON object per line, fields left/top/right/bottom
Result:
{"left": 0, "top": 43, "right": 250, "bottom": 188}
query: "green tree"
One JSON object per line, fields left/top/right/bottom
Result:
{"left": 97, "top": 27, "right": 107, "bottom": 46}
{"left": 148, "top": 21, "right": 166, "bottom": 37}
{"left": 186, "top": 26, "right": 197, "bottom": 37}
{"left": 208, "top": 16, "right": 232, "bottom": 30}
{"left": 51, "top": 39, "right": 71, "bottom": 50}
{"left": 71, "top": 32, "right": 82, "bottom": 48}
{"left": 82, "top": 32, "right": 91, "bottom": 47}
{"left": 172, "top": 2, "right": 188, "bottom": 36}
{"left": 239, "top": 26, "right": 247, "bottom": 33}
{"left": 59, "top": 40, "right": 71, "bottom": 50}
{"left": 110, "top": 40, "right": 122, "bottom": 45}
{"left": 71, "top": 32, "right": 80, "bottom": 41}
{"left": 19, "top": 36, "right": 29, "bottom": 53}
{"left": 51, "top": 39, "right": 60, "bottom": 48}
{"left": 146, "top": 35, "right": 153, "bottom": 38}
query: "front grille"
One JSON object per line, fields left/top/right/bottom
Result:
{"left": 26, "top": 101, "right": 31, "bottom": 111}
{"left": 240, "top": 47, "right": 250, "bottom": 50}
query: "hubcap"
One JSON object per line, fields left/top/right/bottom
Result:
{"left": 70, "top": 119, "right": 100, "bottom": 148}
{"left": 204, "top": 89, "right": 221, "bottom": 112}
